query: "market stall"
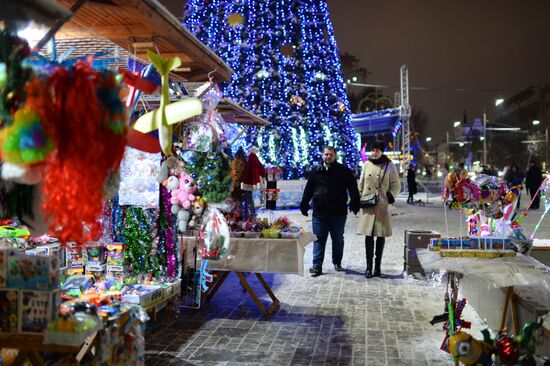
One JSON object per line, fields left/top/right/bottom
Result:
{"left": 0, "top": 0, "right": 258, "bottom": 364}
{"left": 405, "top": 170, "right": 550, "bottom": 365}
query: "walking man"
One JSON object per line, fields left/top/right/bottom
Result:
{"left": 300, "top": 147, "right": 360, "bottom": 277}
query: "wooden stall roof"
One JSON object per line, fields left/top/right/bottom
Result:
{"left": 54, "top": 0, "right": 233, "bottom": 82}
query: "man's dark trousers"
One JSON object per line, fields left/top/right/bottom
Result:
{"left": 312, "top": 216, "right": 347, "bottom": 270}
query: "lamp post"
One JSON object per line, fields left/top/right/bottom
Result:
{"left": 483, "top": 111, "right": 487, "bottom": 166}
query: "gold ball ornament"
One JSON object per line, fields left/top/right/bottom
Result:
{"left": 290, "top": 95, "right": 305, "bottom": 107}
{"left": 337, "top": 101, "right": 346, "bottom": 112}
{"left": 227, "top": 13, "right": 245, "bottom": 27}
{"left": 280, "top": 44, "right": 295, "bottom": 57}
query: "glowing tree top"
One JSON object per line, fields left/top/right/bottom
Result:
{"left": 184, "top": 0, "right": 358, "bottom": 178}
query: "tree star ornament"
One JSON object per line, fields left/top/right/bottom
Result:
{"left": 133, "top": 50, "right": 202, "bottom": 155}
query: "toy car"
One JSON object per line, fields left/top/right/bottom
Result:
{"left": 0, "top": 226, "right": 31, "bottom": 239}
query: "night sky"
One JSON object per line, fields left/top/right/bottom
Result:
{"left": 325, "top": 0, "right": 550, "bottom": 142}
{"left": 164, "top": 0, "right": 550, "bottom": 143}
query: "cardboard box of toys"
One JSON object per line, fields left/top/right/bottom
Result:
{"left": 36, "top": 243, "right": 67, "bottom": 269}
{"left": 25, "top": 248, "right": 48, "bottom": 256}
{"left": 8, "top": 254, "right": 60, "bottom": 290}
{"left": 18, "top": 289, "right": 60, "bottom": 334}
{"left": 85, "top": 264, "right": 106, "bottom": 281}
{"left": 122, "top": 285, "right": 163, "bottom": 307}
{"left": 0, "top": 247, "right": 18, "bottom": 288}
{"left": 0, "top": 289, "right": 19, "bottom": 334}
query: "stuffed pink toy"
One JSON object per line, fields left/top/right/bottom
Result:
{"left": 170, "top": 172, "right": 197, "bottom": 209}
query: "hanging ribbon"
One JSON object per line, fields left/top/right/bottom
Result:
{"left": 160, "top": 182, "right": 176, "bottom": 277}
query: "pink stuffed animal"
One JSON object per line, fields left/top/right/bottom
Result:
{"left": 170, "top": 172, "right": 196, "bottom": 209}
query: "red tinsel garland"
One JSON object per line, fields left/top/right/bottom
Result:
{"left": 41, "top": 61, "right": 127, "bottom": 245}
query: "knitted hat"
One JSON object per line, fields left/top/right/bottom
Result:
{"left": 371, "top": 141, "right": 385, "bottom": 152}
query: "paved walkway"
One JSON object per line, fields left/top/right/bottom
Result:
{"left": 145, "top": 198, "right": 550, "bottom": 366}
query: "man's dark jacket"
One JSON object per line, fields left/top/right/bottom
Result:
{"left": 300, "top": 162, "right": 360, "bottom": 218}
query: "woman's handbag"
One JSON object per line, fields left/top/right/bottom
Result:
{"left": 360, "top": 193, "right": 378, "bottom": 208}
{"left": 360, "top": 163, "right": 389, "bottom": 209}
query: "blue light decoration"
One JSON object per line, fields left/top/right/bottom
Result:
{"left": 183, "top": 0, "right": 358, "bottom": 178}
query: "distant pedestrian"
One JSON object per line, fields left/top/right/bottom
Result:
{"left": 300, "top": 146, "right": 360, "bottom": 277}
{"left": 504, "top": 164, "right": 525, "bottom": 208}
{"left": 407, "top": 166, "right": 417, "bottom": 204}
{"left": 454, "top": 162, "right": 465, "bottom": 179}
{"left": 441, "top": 163, "right": 450, "bottom": 189}
{"left": 357, "top": 141, "right": 401, "bottom": 279}
{"left": 526, "top": 160, "right": 544, "bottom": 209}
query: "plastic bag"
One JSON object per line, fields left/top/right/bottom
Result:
{"left": 198, "top": 208, "right": 230, "bottom": 260}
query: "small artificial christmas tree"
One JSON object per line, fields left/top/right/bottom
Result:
{"left": 184, "top": 150, "right": 232, "bottom": 203}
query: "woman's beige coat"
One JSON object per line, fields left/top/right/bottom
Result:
{"left": 356, "top": 159, "right": 401, "bottom": 237}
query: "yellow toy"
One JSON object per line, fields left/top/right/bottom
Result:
{"left": 448, "top": 331, "right": 493, "bottom": 366}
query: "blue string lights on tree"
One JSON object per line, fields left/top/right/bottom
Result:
{"left": 183, "top": 0, "right": 358, "bottom": 178}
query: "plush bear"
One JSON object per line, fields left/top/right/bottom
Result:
{"left": 156, "top": 156, "right": 185, "bottom": 184}
{"left": 170, "top": 172, "right": 196, "bottom": 210}
{"left": 164, "top": 175, "right": 191, "bottom": 232}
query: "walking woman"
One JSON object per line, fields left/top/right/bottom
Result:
{"left": 357, "top": 141, "right": 401, "bottom": 278}
{"left": 406, "top": 166, "right": 417, "bottom": 204}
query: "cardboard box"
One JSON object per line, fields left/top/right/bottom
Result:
{"left": 18, "top": 289, "right": 59, "bottom": 334}
{"left": 0, "top": 289, "right": 19, "bottom": 334}
{"left": 66, "top": 265, "right": 84, "bottom": 276}
{"left": 8, "top": 254, "right": 60, "bottom": 290}
{"left": 105, "top": 243, "right": 125, "bottom": 266}
{"left": 0, "top": 247, "right": 18, "bottom": 288}
{"left": 85, "top": 264, "right": 106, "bottom": 279}
{"left": 85, "top": 242, "right": 105, "bottom": 266}
{"left": 66, "top": 242, "right": 83, "bottom": 267}
{"left": 122, "top": 285, "right": 162, "bottom": 307}
{"left": 36, "top": 243, "right": 66, "bottom": 269}
{"left": 405, "top": 230, "right": 441, "bottom": 249}
{"left": 25, "top": 248, "right": 48, "bottom": 256}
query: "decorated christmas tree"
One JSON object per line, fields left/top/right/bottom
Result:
{"left": 183, "top": 0, "right": 358, "bottom": 178}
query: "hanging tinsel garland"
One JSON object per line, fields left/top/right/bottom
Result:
{"left": 160, "top": 183, "right": 177, "bottom": 277}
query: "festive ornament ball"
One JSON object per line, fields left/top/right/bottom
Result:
{"left": 227, "top": 13, "right": 245, "bottom": 27}
{"left": 207, "top": 175, "right": 212, "bottom": 182}
{"left": 191, "top": 173, "right": 198, "bottom": 179}
{"left": 207, "top": 163, "right": 214, "bottom": 169}
{"left": 290, "top": 95, "right": 305, "bottom": 107}
{"left": 280, "top": 44, "right": 295, "bottom": 57}
{"left": 337, "top": 101, "right": 345, "bottom": 112}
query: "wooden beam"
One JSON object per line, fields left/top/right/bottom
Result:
{"left": 57, "top": 24, "right": 155, "bottom": 39}
{"left": 120, "top": 0, "right": 232, "bottom": 82}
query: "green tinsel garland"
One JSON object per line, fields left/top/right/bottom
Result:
{"left": 123, "top": 207, "right": 160, "bottom": 276}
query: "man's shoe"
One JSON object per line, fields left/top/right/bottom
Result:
{"left": 365, "top": 270, "right": 373, "bottom": 279}
{"left": 310, "top": 268, "right": 322, "bottom": 277}
{"left": 373, "top": 271, "right": 382, "bottom": 277}
{"left": 334, "top": 264, "right": 344, "bottom": 272}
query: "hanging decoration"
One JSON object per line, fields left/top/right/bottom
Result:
{"left": 290, "top": 95, "right": 305, "bottom": 107}
{"left": 241, "top": 148, "right": 265, "bottom": 191}
{"left": 185, "top": 150, "right": 232, "bottom": 203}
{"left": 133, "top": 50, "right": 202, "bottom": 156}
{"left": 41, "top": 61, "right": 127, "bottom": 244}
{"left": 226, "top": 13, "right": 245, "bottom": 27}
{"left": 160, "top": 182, "right": 177, "bottom": 277}
{"left": 197, "top": 208, "right": 230, "bottom": 260}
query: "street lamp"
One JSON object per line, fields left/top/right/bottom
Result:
{"left": 533, "top": 120, "right": 540, "bottom": 126}
{"left": 453, "top": 121, "right": 461, "bottom": 128}
{"left": 426, "top": 137, "right": 432, "bottom": 142}
{"left": 495, "top": 98, "right": 504, "bottom": 106}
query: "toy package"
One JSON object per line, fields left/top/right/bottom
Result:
{"left": 66, "top": 242, "right": 83, "bottom": 267}
{"left": 0, "top": 247, "right": 18, "bottom": 288}
{"left": 105, "top": 243, "right": 125, "bottom": 266}
{"left": 85, "top": 242, "right": 105, "bottom": 266}
{"left": 8, "top": 254, "right": 60, "bottom": 290}
{"left": 18, "top": 290, "right": 59, "bottom": 334}
{"left": 66, "top": 265, "right": 85, "bottom": 277}
{"left": 0, "top": 289, "right": 19, "bottom": 334}
{"left": 36, "top": 243, "right": 66, "bottom": 269}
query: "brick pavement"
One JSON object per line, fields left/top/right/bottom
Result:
{"left": 145, "top": 199, "right": 550, "bottom": 366}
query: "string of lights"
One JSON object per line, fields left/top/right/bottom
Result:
{"left": 183, "top": 0, "right": 358, "bottom": 178}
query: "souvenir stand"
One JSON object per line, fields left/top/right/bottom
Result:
{"left": 409, "top": 170, "right": 550, "bottom": 365}
{"left": 151, "top": 82, "right": 317, "bottom": 320}
{"left": 0, "top": 0, "right": 235, "bottom": 364}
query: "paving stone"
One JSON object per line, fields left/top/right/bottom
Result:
{"left": 144, "top": 203, "right": 524, "bottom": 366}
